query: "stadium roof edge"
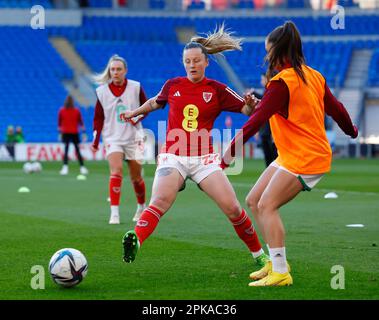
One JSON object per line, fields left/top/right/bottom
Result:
{"left": 0, "top": 7, "right": 378, "bottom": 27}
{"left": 82, "top": 7, "right": 379, "bottom": 18}
{"left": 0, "top": 9, "right": 81, "bottom": 26}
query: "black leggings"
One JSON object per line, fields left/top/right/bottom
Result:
{"left": 62, "top": 133, "right": 84, "bottom": 166}
{"left": 261, "top": 136, "right": 278, "bottom": 168}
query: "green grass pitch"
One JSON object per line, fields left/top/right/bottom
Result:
{"left": 0, "top": 159, "right": 378, "bottom": 300}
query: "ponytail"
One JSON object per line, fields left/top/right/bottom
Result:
{"left": 185, "top": 24, "right": 242, "bottom": 57}
{"left": 265, "top": 21, "right": 306, "bottom": 83}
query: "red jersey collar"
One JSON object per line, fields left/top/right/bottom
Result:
{"left": 277, "top": 62, "right": 293, "bottom": 72}
{"left": 185, "top": 76, "right": 207, "bottom": 85}
{"left": 109, "top": 79, "right": 127, "bottom": 97}
{"left": 110, "top": 78, "right": 127, "bottom": 88}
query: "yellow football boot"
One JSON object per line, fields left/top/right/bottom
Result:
{"left": 249, "top": 261, "right": 291, "bottom": 281}
{"left": 249, "top": 261, "right": 273, "bottom": 280}
{"left": 249, "top": 271, "right": 293, "bottom": 287}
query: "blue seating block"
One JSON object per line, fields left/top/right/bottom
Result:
{"left": 0, "top": 27, "right": 72, "bottom": 142}
{"left": 150, "top": 0, "right": 165, "bottom": 9}
{"left": 368, "top": 49, "right": 379, "bottom": 86}
{"left": 88, "top": 0, "right": 112, "bottom": 8}
{"left": 1, "top": 14, "right": 378, "bottom": 142}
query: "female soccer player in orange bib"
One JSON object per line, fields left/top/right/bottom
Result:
{"left": 120, "top": 26, "right": 269, "bottom": 267}
{"left": 221, "top": 21, "right": 358, "bottom": 286}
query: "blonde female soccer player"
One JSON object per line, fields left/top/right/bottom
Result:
{"left": 91, "top": 55, "right": 148, "bottom": 224}
{"left": 119, "top": 26, "right": 269, "bottom": 267}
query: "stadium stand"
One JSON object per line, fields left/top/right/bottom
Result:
{"left": 0, "top": 27, "right": 72, "bottom": 142}
{"left": 368, "top": 49, "right": 379, "bottom": 86}
{"left": 0, "top": 2, "right": 378, "bottom": 153}
{"left": 192, "top": 15, "right": 379, "bottom": 36}
{"left": 0, "top": 0, "right": 53, "bottom": 8}
{"left": 223, "top": 40, "right": 353, "bottom": 89}
{"left": 88, "top": 0, "right": 112, "bottom": 8}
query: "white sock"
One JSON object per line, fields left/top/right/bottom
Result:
{"left": 269, "top": 247, "right": 288, "bottom": 274}
{"left": 251, "top": 248, "right": 264, "bottom": 258}
{"left": 111, "top": 206, "right": 119, "bottom": 216}
{"left": 137, "top": 203, "right": 146, "bottom": 210}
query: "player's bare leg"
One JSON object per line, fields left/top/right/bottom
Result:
{"left": 245, "top": 164, "right": 278, "bottom": 245}
{"left": 249, "top": 169, "right": 302, "bottom": 286}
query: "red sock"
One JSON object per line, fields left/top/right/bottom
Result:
{"left": 109, "top": 174, "right": 122, "bottom": 206}
{"left": 229, "top": 209, "right": 262, "bottom": 253}
{"left": 132, "top": 179, "right": 146, "bottom": 205}
{"left": 135, "top": 205, "right": 164, "bottom": 245}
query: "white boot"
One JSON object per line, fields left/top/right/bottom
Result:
{"left": 80, "top": 166, "right": 89, "bottom": 175}
{"left": 109, "top": 206, "right": 120, "bottom": 224}
{"left": 60, "top": 165, "right": 68, "bottom": 175}
{"left": 133, "top": 203, "right": 146, "bottom": 222}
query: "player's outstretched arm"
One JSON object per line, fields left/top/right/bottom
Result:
{"left": 120, "top": 96, "right": 163, "bottom": 121}
{"left": 324, "top": 84, "right": 358, "bottom": 138}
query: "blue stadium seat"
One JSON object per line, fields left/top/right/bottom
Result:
{"left": 368, "top": 49, "right": 379, "bottom": 86}
{"left": 187, "top": 0, "right": 205, "bottom": 10}
{"left": 234, "top": 0, "right": 254, "bottom": 9}
{"left": 1, "top": 14, "right": 378, "bottom": 142}
{"left": 192, "top": 15, "right": 379, "bottom": 37}
{"left": 0, "top": 27, "right": 72, "bottom": 142}
{"left": 88, "top": 0, "right": 112, "bottom": 8}
{"left": 0, "top": 0, "right": 53, "bottom": 8}
{"left": 287, "top": 0, "right": 306, "bottom": 8}
{"left": 150, "top": 0, "right": 165, "bottom": 9}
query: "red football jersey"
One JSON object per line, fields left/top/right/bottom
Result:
{"left": 58, "top": 107, "right": 83, "bottom": 134}
{"left": 156, "top": 77, "right": 244, "bottom": 156}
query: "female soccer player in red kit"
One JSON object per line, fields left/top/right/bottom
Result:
{"left": 119, "top": 26, "right": 269, "bottom": 267}
{"left": 221, "top": 21, "right": 358, "bottom": 286}
{"left": 91, "top": 55, "right": 148, "bottom": 224}
{"left": 58, "top": 95, "right": 88, "bottom": 176}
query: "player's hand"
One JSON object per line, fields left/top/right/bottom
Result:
{"left": 119, "top": 110, "right": 134, "bottom": 122}
{"left": 244, "top": 93, "right": 260, "bottom": 110}
{"left": 90, "top": 145, "right": 98, "bottom": 153}
{"left": 129, "top": 114, "right": 145, "bottom": 126}
{"left": 351, "top": 125, "right": 358, "bottom": 139}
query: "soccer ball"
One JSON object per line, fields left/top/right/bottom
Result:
{"left": 23, "top": 162, "right": 33, "bottom": 174}
{"left": 31, "top": 162, "right": 42, "bottom": 173}
{"left": 48, "top": 248, "right": 88, "bottom": 288}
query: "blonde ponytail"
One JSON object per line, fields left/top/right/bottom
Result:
{"left": 190, "top": 24, "right": 242, "bottom": 55}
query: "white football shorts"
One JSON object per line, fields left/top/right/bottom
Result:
{"left": 105, "top": 140, "right": 144, "bottom": 161}
{"left": 156, "top": 153, "right": 222, "bottom": 184}
{"left": 270, "top": 161, "right": 324, "bottom": 191}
